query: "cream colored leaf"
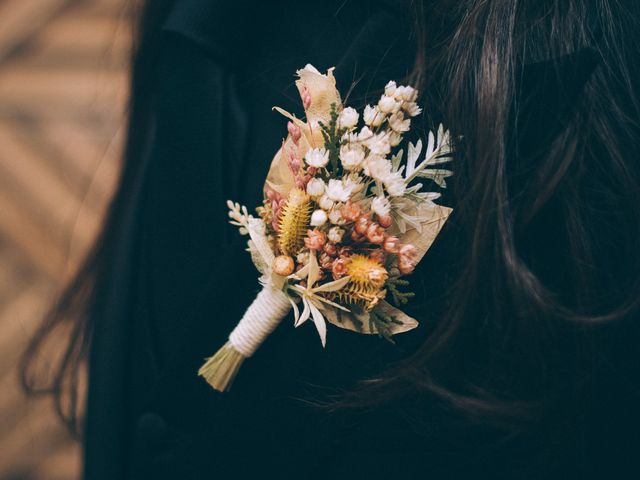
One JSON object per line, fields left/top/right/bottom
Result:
{"left": 312, "top": 275, "right": 351, "bottom": 293}
{"left": 288, "top": 296, "right": 300, "bottom": 326}
{"left": 389, "top": 201, "right": 452, "bottom": 264}
{"left": 307, "top": 251, "right": 320, "bottom": 288}
{"left": 373, "top": 301, "right": 419, "bottom": 333}
{"left": 295, "top": 65, "right": 342, "bottom": 127}
{"left": 309, "top": 301, "right": 327, "bottom": 347}
{"left": 296, "top": 297, "right": 311, "bottom": 327}
{"left": 314, "top": 295, "right": 351, "bottom": 312}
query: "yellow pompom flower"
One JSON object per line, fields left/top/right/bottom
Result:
{"left": 328, "top": 254, "right": 388, "bottom": 310}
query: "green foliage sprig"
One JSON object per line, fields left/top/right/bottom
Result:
{"left": 318, "top": 103, "right": 346, "bottom": 174}
{"left": 387, "top": 277, "right": 415, "bottom": 306}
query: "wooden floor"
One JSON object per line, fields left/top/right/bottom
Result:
{"left": 0, "top": 0, "right": 129, "bottom": 478}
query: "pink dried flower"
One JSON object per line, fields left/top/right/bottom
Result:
{"left": 323, "top": 242, "right": 338, "bottom": 257}
{"left": 341, "top": 202, "right": 362, "bottom": 222}
{"left": 354, "top": 215, "right": 371, "bottom": 235}
{"left": 288, "top": 150, "right": 301, "bottom": 175}
{"left": 366, "top": 222, "right": 385, "bottom": 244}
{"left": 338, "top": 246, "right": 353, "bottom": 257}
{"left": 383, "top": 236, "right": 401, "bottom": 254}
{"left": 377, "top": 214, "right": 393, "bottom": 228}
{"left": 331, "top": 257, "right": 348, "bottom": 279}
{"left": 287, "top": 121, "right": 302, "bottom": 143}
{"left": 265, "top": 186, "right": 282, "bottom": 202}
{"left": 398, "top": 244, "right": 419, "bottom": 274}
{"left": 398, "top": 258, "right": 416, "bottom": 275}
{"left": 369, "top": 248, "right": 387, "bottom": 264}
{"left": 319, "top": 252, "right": 334, "bottom": 270}
{"left": 399, "top": 244, "right": 418, "bottom": 259}
{"left": 350, "top": 230, "right": 366, "bottom": 243}
{"left": 300, "top": 85, "right": 312, "bottom": 110}
{"left": 304, "top": 229, "right": 327, "bottom": 251}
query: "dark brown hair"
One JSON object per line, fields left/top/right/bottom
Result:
{"left": 21, "top": 0, "right": 640, "bottom": 436}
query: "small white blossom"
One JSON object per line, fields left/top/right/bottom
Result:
{"left": 388, "top": 130, "right": 403, "bottom": 147}
{"left": 318, "top": 194, "right": 334, "bottom": 211}
{"left": 363, "top": 104, "right": 385, "bottom": 127}
{"left": 384, "top": 80, "right": 397, "bottom": 97}
{"left": 305, "top": 147, "right": 329, "bottom": 168}
{"left": 403, "top": 101, "right": 422, "bottom": 117}
{"left": 326, "top": 179, "right": 352, "bottom": 203}
{"left": 388, "top": 111, "right": 411, "bottom": 133}
{"left": 328, "top": 207, "right": 347, "bottom": 225}
{"left": 371, "top": 196, "right": 391, "bottom": 217}
{"left": 394, "top": 85, "right": 418, "bottom": 102}
{"left": 341, "top": 130, "right": 358, "bottom": 143}
{"left": 343, "top": 174, "right": 365, "bottom": 195}
{"left": 357, "top": 126, "right": 374, "bottom": 141}
{"left": 310, "top": 209, "right": 328, "bottom": 226}
{"left": 366, "top": 131, "right": 391, "bottom": 156}
{"left": 296, "top": 251, "right": 310, "bottom": 265}
{"left": 328, "top": 226, "right": 345, "bottom": 243}
{"left": 364, "top": 155, "right": 392, "bottom": 182}
{"left": 378, "top": 94, "right": 400, "bottom": 114}
{"left": 385, "top": 173, "right": 407, "bottom": 197}
{"left": 339, "top": 143, "right": 365, "bottom": 171}
{"left": 306, "top": 178, "right": 325, "bottom": 197}
{"left": 338, "top": 107, "right": 359, "bottom": 130}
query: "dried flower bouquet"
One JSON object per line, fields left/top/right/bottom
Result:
{"left": 198, "top": 64, "right": 453, "bottom": 392}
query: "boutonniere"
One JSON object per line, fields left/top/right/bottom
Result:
{"left": 199, "top": 64, "right": 453, "bottom": 392}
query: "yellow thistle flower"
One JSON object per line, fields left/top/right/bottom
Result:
{"left": 277, "top": 188, "right": 311, "bottom": 256}
{"left": 327, "top": 255, "right": 388, "bottom": 311}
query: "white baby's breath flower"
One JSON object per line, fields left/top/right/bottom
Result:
{"left": 378, "top": 94, "right": 400, "bottom": 114}
{"left": 388, "top": 130, "right": 403, "bottom": 147}
{"left": 339, "top": 143, "right": 365, "bottom": 171}
{"left": 338, "top": 107, "right": 359, "bottom": 130}
{"left": 366, "top": 131, "right": 391, "bottom": 156}
{"left": 371, "top": 196, "right": 391, "bottom": 217}
{"left": 318, "top": 194, "right": 334, "bottom": 211}
{"left": 363, "top": 104, "right": 385, "bottom": 127}
{"left": 364, "top": 155, "right": 392, "bottom": 182}
{"left": 326, "top": 179, "right": 352, "bottom": 203}
{"left": 385, "top": 173, "right": 407, "bottom": 197}
{"left": 296, "top": 251, "right": 310, "bottom": 265}
{"left": 384, "top": 80, "right": 397, "bottom": 97}
{"left": 343, "top": 174, "right": 364, "bottom": 195}
{"left": 328, "top": 226, "right": 345, "bottom": 243}
{"left": 341, "top": 130, "right": 360, "bottom": 143}
{"left": 306, "top": 178, "right": 325, "bottom": 197}
{"left": 394, "top": 85, "right": 418, "bottom": 102}
{"left": 310, "top": 209, "right": 328, "bottom": 226}
{"left": 328, "top": 207, "right": 347, "bottom": 225}
{"left": 403, "top": 101, "right": 422, "bottom": 117}
{"left": 305, "top": 147, "right": 329, "bottom": 168}
{"left": 388, "top": 111, "right": 411, "bottom": 133}
{"left": 357, "top": 126, "right": 374, "bottom": 141}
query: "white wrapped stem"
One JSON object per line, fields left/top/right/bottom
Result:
{"left": 198, "top": 286, "right": 291, "bottom": 392}
{"left": 229, "top": 286, "right": 292, "bottom": 357}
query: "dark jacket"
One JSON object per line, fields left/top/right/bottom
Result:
{"left": 82, "top": 1, "right": 640, "bottom": 479}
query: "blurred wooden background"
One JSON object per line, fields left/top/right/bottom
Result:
{"left": 0, "top": 0, "right": 129, "bottom": 478}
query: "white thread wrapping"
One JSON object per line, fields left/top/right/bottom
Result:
{"left": 228, "top": 286, "right": 292, "bottom": 357}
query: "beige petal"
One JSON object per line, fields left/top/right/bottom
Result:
{"left": 389, "top": 201, "right": 452, "bottom": 264}
{"left": 312, "top": 275, "right": 351, "bottom": 293}
{"left": 373, "top": 301, "right": 419, "bottom": 334}
{"left": 295, "top": 65, "right": 342, "bottom": 127}
{"left": 307, "top": 251, "right": 321, "bottom": 288}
